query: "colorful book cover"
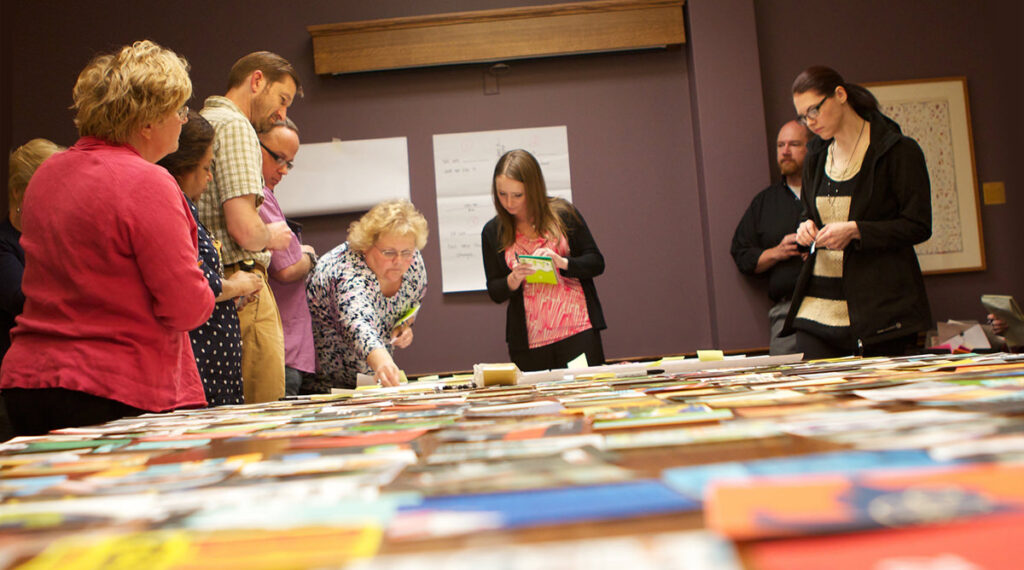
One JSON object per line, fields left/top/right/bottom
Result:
{"left": 747, "top": 511, "right": 1024, "bottom": 570}
{"left": 705, "top": 462, "right": 1024, "bottom": 540}
{"left": 517, "top": 254, "right": 559, "bottom": 285}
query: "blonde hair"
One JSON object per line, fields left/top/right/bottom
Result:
{"left": 72, "top": 40, "right": 192, "bottom": 143}
{"left": 9, "top": 138, "right": 64, "bottom": 192}
{"left": 348, "top": 199, "right": 429, "bottom": 253}
{"left": 9, "top": 138, "right": 64, "bottom": 209}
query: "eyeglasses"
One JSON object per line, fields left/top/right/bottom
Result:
{"left": 176, "top": 105, "right": 190, "bottom": 122}
{"left": 259, "top": 141, "right": 294, "bottom": 170}
{"left": 796, "top": 94, "right": 830, "bottom": 125}
{"left": 374, "top": 246, "right": 415, "bottom": 261}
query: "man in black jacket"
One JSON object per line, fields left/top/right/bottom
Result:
{"left": 731, "top": 121, "right": 810, "bottom": 354}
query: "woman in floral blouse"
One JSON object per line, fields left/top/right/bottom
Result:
{"left": 307, "top": 200, "right": 428, "bottom": 389}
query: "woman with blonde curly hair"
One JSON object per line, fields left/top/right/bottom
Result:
{"left": 307, "top": 199, "right": 428, "bottom": 389}
{"left": 0, "top": 40, "right": 215, "bottom": 435}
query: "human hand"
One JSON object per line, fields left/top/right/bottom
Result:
{"left": 266, "top": 221, "right": 294, "bottom": 251}
{"left": 507, "top": 260, "right": 536, "bottom": 291}
{"left": 531, "top": 247, "right": 568, "bottom": 270}
{"left": 367, "top": 348, "right": 403, "bottom": 387}
{"left": 813, "top": 221, "right": 861, "bottom": 251}
{"left": 391, "top": 325, "right": 414, "bottom": 349}
{"left": 227, "top": 270, "right": 263, "bottom": 297}
{"left": 988, "top": 314, "right": 1008, "bottom": 335}
{"left": 772, "top": 233, "right": 801, "bottom": 261}
{"left": 796, "top": 219, "right": 818, "bottom": 247}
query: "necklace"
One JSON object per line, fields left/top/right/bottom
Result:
{"left": 824, "top": 118, "right": 867, "bottom": 203}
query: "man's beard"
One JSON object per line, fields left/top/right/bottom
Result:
{"left": 779, "top": 160, "right": 800, "bottom": 176}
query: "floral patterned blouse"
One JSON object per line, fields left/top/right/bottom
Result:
{"left": 306, "top": 242, "right": 427, "bottom": 390}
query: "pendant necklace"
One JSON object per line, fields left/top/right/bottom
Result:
{"left": 824, "top": 118, "right": 866, "bottom": 208}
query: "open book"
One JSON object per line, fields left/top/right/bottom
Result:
{"left": 981, "top": 294, "right": 1024, "bottom": 347}
{"left": 517, "top": 254, "right": 559, "bottom": 285}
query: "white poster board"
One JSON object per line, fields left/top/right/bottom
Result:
{"left": 433, "top": 126, "right": 572, "bottom": 293}
{"left": 273, "top": 137, "right": 410, "bottom": 217}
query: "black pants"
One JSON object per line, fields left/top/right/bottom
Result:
{"left": 509, "top": 328, "right": 605, "bottom": 372}
{"left": 796, "top": 330, "right": 919, "bottom": 361}
{"left": 2, "top": 388, "right": 147, "bottom": 436}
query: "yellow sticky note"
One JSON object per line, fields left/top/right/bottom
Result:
{"left": 697, "top": 350, "right": 724, "bottom": 361}
{"left": 566, "top": 352, "right": 589, "bottom": 369}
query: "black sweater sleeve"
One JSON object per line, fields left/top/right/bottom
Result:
{"left": 481, "top": 218, "right": 515, "bottom": 304}
{"left": 560, "top": 207, "right": 604, "bottom": 280}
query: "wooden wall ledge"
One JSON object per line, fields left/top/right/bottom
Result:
{"left": 308, "top": 0, "right": 686, "bottom": 75}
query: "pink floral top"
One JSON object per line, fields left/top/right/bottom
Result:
{"left": 506, "top": 232, "right": 592, "bottom": 348}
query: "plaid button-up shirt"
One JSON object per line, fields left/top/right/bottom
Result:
{"left": 197, "top": 96, "right": 270, "bottom": 269}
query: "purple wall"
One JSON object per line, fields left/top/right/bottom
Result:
{"left": 754, "top": 0, "right": 1024, "bottom": 331}
{"left": 2, "top": 1, "right": 1019, "bottom": 376}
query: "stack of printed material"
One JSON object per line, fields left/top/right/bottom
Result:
{"left": 2, "top": 352, "right": 1024, "bottom": 568}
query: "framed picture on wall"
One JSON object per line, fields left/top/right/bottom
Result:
{"left": 865, "top": 77, "right": 985, "bottom": 274}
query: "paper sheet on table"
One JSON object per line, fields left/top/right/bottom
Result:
{"left": 566, "top": 353, "right": 589, "bottom": 370}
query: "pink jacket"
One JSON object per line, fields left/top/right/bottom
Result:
{"left": 0, "top": 137, "right": 215, "bottom": 411}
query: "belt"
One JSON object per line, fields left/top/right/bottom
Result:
{"left": 224, "top": 260, "right": 266, "bottom": 275}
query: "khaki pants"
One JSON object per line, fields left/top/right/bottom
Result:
{"left": 225, "top": 264, "right": 285, "bottom": 403}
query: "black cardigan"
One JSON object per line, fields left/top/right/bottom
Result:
{"left": 784, "top": 111, "right": 933, "bottom": 346}
{"left": 481, "top": 206, "right": 606, "bottom": 352}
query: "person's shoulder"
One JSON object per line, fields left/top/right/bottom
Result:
{"left": 201, "top": 98, "right": 252, "bottom": 132}
{"left": 0, "top": 220, "right": 20, "bottom": 247}
{"left": 753, "top": 182, "right": 783, "bottom": 200}
{"left": 482, "top": 216, "right": 500, "bottom": 234}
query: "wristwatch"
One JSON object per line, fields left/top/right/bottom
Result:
{"left": 305, "top": 251, "right": 317, "bottom": 268}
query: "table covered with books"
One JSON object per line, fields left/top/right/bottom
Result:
{"left": 2, "top": 352, "right": 1024, "bottom": 569}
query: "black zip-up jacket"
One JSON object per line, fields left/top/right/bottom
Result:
{"left": 783, "top": 111, "right": 932, "bottom": 346}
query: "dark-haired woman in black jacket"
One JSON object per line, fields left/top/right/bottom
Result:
{"left": 784, "top": 66, "right": 932, "bottom": 359}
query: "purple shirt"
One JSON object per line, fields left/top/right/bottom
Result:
{"left": 258, "top": 187, "right": 316, "bottom": 373}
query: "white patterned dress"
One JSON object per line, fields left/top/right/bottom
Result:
{"left": 306, "top": 242, "right": 427, "bottom": 390}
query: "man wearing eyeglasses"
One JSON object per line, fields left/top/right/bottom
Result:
{"left": 257, "top": 119, "right": 317, "bottom": 396}
{"left": 198, "top": 51, "right": 302, "bottom": 404}
{"left": 730, "top": 121, "right": 811, "bottom": 355}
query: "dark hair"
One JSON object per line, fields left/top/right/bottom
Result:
{"left": 157, "top": 110, "right": 214, "bottom": 180}
{"left": 792, "top": 65, "right": 878, "bottom": 119}
{"left": 259, "top": 117, "right": 299, "bottom": 136}
{"left": 227, "top": 51, "right": 303, "bottom": 97}
{"left": 491, "top": 149, "right": 576, "bottom": 250}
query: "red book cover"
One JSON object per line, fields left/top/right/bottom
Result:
{"left": 747, "top": 511, "right": 1024, "bottom": 570}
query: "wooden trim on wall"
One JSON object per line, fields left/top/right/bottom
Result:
{"left": 308, "top": 0, "right": 686, "bottom": 75}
